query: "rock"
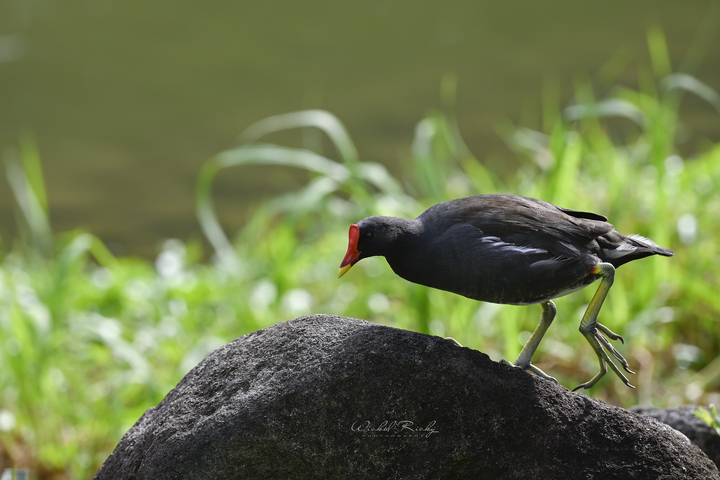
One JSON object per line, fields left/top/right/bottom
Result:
{"left": 632, "top": 404, "right": 720, "bottom": 467}
{"left": 95, "top": 314, "right": 719, "bottom": 479}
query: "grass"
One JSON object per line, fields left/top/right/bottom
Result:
{"left": 696, "top": 404, "right": 720, "bottom": 436}
{"left": 2, "top": 36, "right": 720, "bottom": 479}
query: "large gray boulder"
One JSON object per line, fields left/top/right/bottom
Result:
{"left": 632, "top": 404, "right": 720, "bottom": 467}
{"left": 95, "top": 314, "right": 719, "bottom": 479}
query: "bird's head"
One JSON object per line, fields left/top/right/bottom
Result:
{"left": 337, "top": 216, "right": 413, "bottom": 278}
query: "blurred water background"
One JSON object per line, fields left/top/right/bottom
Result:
{"left": 1, "top": 1, "right": 719, "bottom": 256}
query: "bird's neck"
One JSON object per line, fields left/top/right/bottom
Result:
{"left": 382, "top": 217, "right": 425, "bottom": 272}
{"left": 386, "top": 217, "right": 424, "bottom": 246}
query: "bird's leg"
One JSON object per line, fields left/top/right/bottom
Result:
{"left": 573, "top": 262, "right": 636, "bottom": 391}
{"left": 513, "top": 300, "right": 558, "bottom": 384}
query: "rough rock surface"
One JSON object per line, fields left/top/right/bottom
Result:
{"left": 96, "top": 314, "right": 719, "bottom": 479}
{"left": 632, "top": 404, "right": 720, "bottom": 467}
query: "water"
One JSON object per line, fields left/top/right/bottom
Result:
{"left": 1, "top": 0, "right": 718, "bottom": 257}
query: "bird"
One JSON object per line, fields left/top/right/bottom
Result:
{"left": 337, "top": 194, "right": 674, "bottom": 390}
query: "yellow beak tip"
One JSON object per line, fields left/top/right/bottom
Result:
{"left": 338, "top": 264, "right": 352, "bottom": 278}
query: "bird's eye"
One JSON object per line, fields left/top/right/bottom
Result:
{"left": 365, "top": 231, "right": 374, "bottom": 240}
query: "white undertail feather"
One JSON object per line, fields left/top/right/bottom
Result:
{"left": 603, "top": 244, "right": 635, "bottom": 259}
{"left": 603, "top": 234, "right": 659, "bottom": 259}
{"left": 627, "top": 234, "right": 659, "bottom": 248}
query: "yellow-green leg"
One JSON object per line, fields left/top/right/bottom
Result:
{"left": 573, "top": 262, "right": 636, "bottom": 391}
{"left": 513, "top": 300, "right": 558, "bottom": 384}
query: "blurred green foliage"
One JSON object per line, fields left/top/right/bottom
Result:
{"left": 696, "top": 404, "right": 720, "bottom": 437}
{"left": 2, "top": 37, "right": 720, "bottom": 479}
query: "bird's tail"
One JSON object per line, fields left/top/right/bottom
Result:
{"left": 599, "top": 232, "right": 674, "bottom": 268}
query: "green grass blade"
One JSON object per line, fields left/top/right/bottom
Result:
{"left": 19, "top": 136, "right": 48, "bottom": 213}
{"left": 4, "top": 148, "right": 53, "bottom": 255}
{"left": 196, "top": 144, "right": 353, "bottom": 265}
{"left": 647, "top": 26, "right": 672, "bottom": 80}
{"left": 660, "top": 73, "right": 720, "bottom": 114}
{"left": 234, "top": 110, "right": 360, "bottom": 167}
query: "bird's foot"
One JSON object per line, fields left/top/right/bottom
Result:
{"left": 505, "top": 359, "right": 558, "bottom": 385}
{"left": 573, "top": 321, "right": 635, "bottom": 391}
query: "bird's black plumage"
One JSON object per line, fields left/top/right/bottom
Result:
{"left": 338, "top": 194, "right": 674, "bottom": 390}
{"left": 348, "top": 194, "right": 672, "bottom": 305}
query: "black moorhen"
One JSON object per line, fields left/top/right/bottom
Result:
{"left": 338, "top": 194, "right": 674, "bottom": 390}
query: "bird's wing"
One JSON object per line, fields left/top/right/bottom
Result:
{"left": 429, "top": 223, "right": 597, "bottom": 303}
{"left": 555, "top": 206, "right": 607, "bottom": 222}
{"left": 431, "top": 195, "right": 614, "bottom": 253}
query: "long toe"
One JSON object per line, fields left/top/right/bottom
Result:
{"left": 511, "top": 359, "right": 559, "bottom": 384}
{"left": 526, "top": 364, "right": 559, "bottom": 384}
{"left": 577, "top": 325, "right": 635, "bottom": 390}
{"left": 594, "top": 326, "right": 635, "bottom": 374}
{"left": 444, "top": 337, "right": 463, "bottom": 347}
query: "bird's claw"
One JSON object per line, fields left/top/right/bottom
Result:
{"left": 574, "top": 321, "right": 635, "bottom": 391}
{"left": 596, "top": 322, "right": 624, "bottom": 344}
